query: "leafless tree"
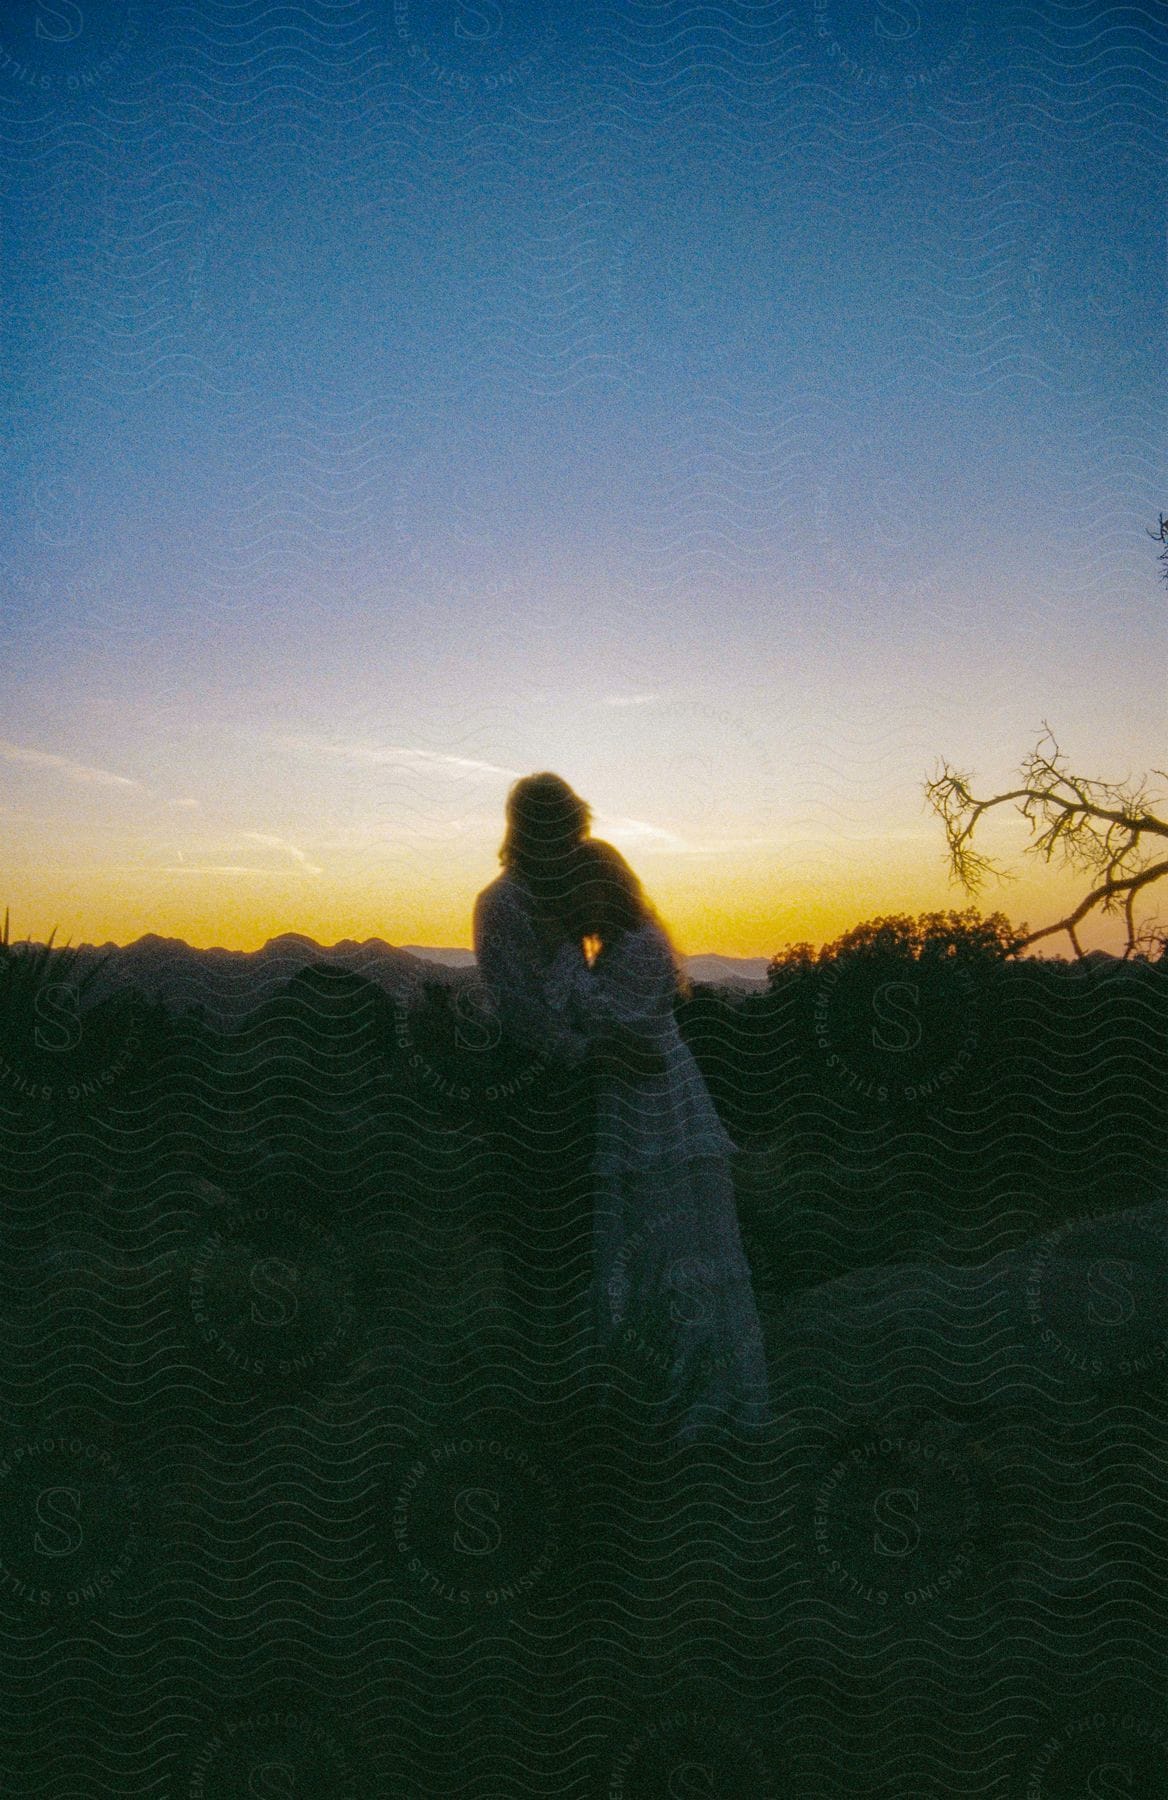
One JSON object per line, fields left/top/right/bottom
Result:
{"left": 925, "top": 731, "right": 1168, "bottom": 959}
{"left": 1151, "top": 512, "right": 1168, "bottom": 588}
{"left": 927, "top": 520, "right": 1168, "bottom": 960}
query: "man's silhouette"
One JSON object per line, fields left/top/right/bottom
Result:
{"left": 473, "top": 771, "right": 593, "bottom": 1064}
{"left": 472, "top": 772, "right": 596, "bottom": 1411}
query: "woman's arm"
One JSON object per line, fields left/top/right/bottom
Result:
{"left": 573, "top": 929, "right": 676, "bottom": 1076}
{"left": 583, "top": 931, "right": 675, "bottom": 1027}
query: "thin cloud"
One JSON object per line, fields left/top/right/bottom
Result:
{"left": 594, "top": 812, "right": 692, "bottom": 851}
{"left": 273, "top": 734, "right": 519, "bottom": 782}
{"left": 593, "top": 818, "right": 780, "bottom": 857}
{"left": 603, "top": 694, "right": 659, "bottom": 707}
{"left": 265, "top": 732, "right": 763, "bottom": 858}
{"left": 0, "top": 739, "right": 139, "bottom": 789}
{"left": 657, "top": 836, "right": 777, "bottom": 856}
{"left": 241, "top": 831, "right": 323, "bottom": 876}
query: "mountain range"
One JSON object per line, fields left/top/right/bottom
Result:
{"left": 405, "top": 946, "right": 770, "bottom": 986}
{"left": 24, "top": 933, "right": 770, "bottom": 1028}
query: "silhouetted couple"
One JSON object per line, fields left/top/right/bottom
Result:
{"left": 474, "top": 772, "right": 769, "bottom": 1441}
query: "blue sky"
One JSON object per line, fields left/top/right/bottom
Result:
{"left": 2, "top": 0, "right": 1163, "bottom": 951}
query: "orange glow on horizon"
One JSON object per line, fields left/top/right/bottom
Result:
{"left": 3, "top": 850, "right": 1134, "bottom": 960}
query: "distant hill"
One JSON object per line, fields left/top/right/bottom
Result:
{"left": 12, "top": 932, "right": 1135, "bottom": 1031}
{"left": 407, "top": 946, "right": 770, "bottom": 989}
{"left": 24, "top": 932, "right": 460, "bottom": 1029}
{"left": 12, "top": 933, "right": 770, "bottom": 1027}
{"left": 401, "top": 946, "right": 477, "bottom": 969}
{"left": 685, "top": 954, "right": 769, "bottom": 988}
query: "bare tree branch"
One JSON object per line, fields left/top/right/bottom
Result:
{"left": 925, "top": 730, "right": 1168, "bottom": 960}
{"left": 1149, "top": 512, "right": 1168, "bottom": 586}
{"left": 1011, "top": 856, "right": 1168, "bottom": 955}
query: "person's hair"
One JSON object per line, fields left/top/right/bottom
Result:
{"left": 562, "top": 839, "right": 689, "bottom": 995}
{"left": 499, "top": 772, "right": 592, "bottom": 898}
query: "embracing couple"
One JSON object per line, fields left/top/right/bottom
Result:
{"left": 473, "top": 772, "right": 770, "bottom": 1442}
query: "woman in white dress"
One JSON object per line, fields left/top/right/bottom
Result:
{"left": 546, "top": 840, "right": 771, "bottom": 1442}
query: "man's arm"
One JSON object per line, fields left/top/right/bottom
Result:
{"left": 473, "top": 884, "right": 590, "bottom": 1065}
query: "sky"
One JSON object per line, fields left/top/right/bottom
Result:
{"left": 2, "top": 0, "right": 1164, "bottom": 956}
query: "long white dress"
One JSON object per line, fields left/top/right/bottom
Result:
{"left": 548, "top": 922, "right": 771, "bottom": 1439}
